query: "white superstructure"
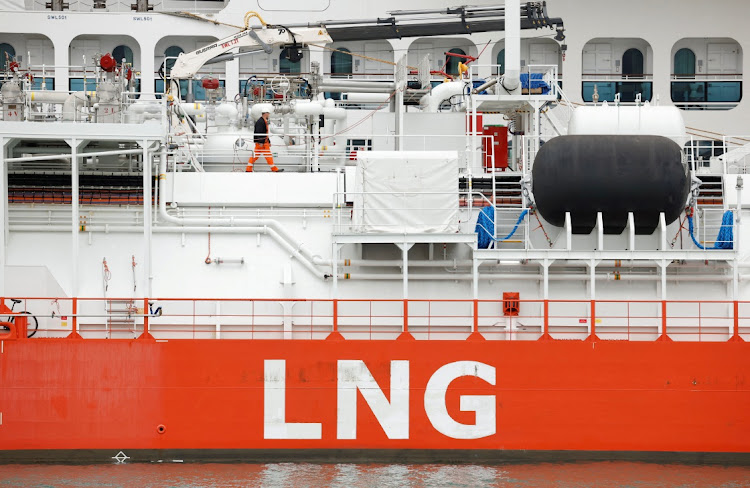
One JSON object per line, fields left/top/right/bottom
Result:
{"left": 1, "top": 0, "right": 749, "bottom": 341}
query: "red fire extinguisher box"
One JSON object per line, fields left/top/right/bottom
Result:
{"left": 482, "top": 125, "right": 509, "bottom": 170}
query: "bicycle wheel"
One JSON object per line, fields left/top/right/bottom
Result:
{"left": 11, "top": 311, "right": 39, "bottom": 338}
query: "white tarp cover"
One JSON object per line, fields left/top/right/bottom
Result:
{"left": 0, "top": 0, "right": 24, "bottom": 10}
{"left": 353, "top": 151, "right": 459, "bottom": 233}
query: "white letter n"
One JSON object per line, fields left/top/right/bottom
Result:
{"left": 337, "top": 360, "right": 409, "bottom": 440}
{"left": 264, "top": 360, "right": 322, "bottom": 439}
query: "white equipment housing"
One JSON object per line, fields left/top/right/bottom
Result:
{"left": 353, "top": 151, "right": 460, "bottom": 234}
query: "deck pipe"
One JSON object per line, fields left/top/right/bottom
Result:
{"left": 27, "top": 90, "right": 100, "bottom": 121}
{"left": 157, "top": 148, "right": 327, "bottom": 279}
{"left": 6, "top": 220, "right": 740, "bottom": 285}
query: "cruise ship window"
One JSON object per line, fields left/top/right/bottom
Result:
{"left": 674, "top": 48, "right": 696, "bottom": 77}
{"left": 445, "top": 48, "right": 465, "bottom": 76}
{"left": 671, "top": 39, "right": 741, "bottom": 110}
{"left": 155, "top": 79, "right": 225, "bottom": 101}
{"left": 0, "top": 43, "right": 16, "bottom": 69}
{"left": 331, "top": 48, "right": 352, "bottom": 77}
{"left": 112, "top": 45, "right": 133, "bottom": 66}
{"left": 29, "top": 77, "right": 53, "bottom": 90}
{"left": 69, "top": 78, "right": 97, "bottom": 92}
{"left": 496, "top": 49, "right": 505, "bottom": 75}
{"left": 280, "top": 48, "right": 301, "bottom": 74}
{"left": 622, "top": 48, "right": 643, "bottom": 77}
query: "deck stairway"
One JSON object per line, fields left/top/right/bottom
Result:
{"left": 696, "top": 175, "right": 724, "bottom": 207}
{"left": 106, "top": 299, "right": 138, "bottom": 338}
{"left": 459, "top": 173, "right": 524, "bottom": 207}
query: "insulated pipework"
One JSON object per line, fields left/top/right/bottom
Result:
{"left": 501, "top": 0, "right": 521, "bottom": 92}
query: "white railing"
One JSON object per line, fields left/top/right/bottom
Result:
{"left": 695, "top": 207, "right": 734, "bottom": 250}
{"left": 674, "top": 101, "right": 741, "bottom": 111}
{"left": 189, "top": 133, "right": 498, "bottom": 174}
{"left": 670, "top": 74, "right": 743, "bottom": 81}
{"left": 581, "top": 73, "right": 653, "bottom": 81}
{"left": 9, "top": 89, "right": 167, "bottom": 124}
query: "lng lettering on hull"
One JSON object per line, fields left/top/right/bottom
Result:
{"left": 265, "top": 360, "right": 495, "bottom": 440}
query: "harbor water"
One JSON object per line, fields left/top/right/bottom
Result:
{"left": 1, "top": 462, "right": 749, "bottom": 488}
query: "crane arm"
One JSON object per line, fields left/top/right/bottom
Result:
{"left": 169, "top": 26, "right": 332, "bottom": 79}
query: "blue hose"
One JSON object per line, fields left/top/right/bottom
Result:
{"left": 687, "top": 210, "right": 733, "bottom": 250}
{"left": 475, "top": 207, "right": 529, "bottom": 249}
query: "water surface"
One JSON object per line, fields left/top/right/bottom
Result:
{"left": 1, "top": 462, "right": 749, "bottom": 488}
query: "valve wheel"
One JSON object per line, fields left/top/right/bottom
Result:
{"left": 269, "top": 75, "right": 291, "bottom": 95}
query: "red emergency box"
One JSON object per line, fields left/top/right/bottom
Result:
{"left": 483, "top": 125, "right": 508, "bottom": 170}
{"left": 503, "top": 292, "right": 520, "bottom": 316}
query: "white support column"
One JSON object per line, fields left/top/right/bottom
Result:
{"left": 394, "top": 89, "right": 404, "bottom": 151}
{"left": 402, "top": 244, "right": 409, "bottom": 299}
{"left": 142, "top": 140, "right": 153, "bottom": 297}
{"left": 69, "top": 138, "right": 80, "bottom": 297}
{"left": 396, "top": 243, "right": 414, "bottom": 299}
{"left": 138, "top": 39, "right": 157, "bottom": 100}
{"left": 397, "top": 242, "right": 414, "bottom": 336}
{"left": 588, "top": 259, "right": 597, "bottom": 337}
{"left": 308, "top": 45, "right": 326, "bottom": 80}
{"left": 54, "top": 36, "right": 72, "bottom": 93}
{"left": 504, "top": 0, "right": 521, "bottom": 91}
{"left": 332, "top": 243, "right": 342, "bottom": 298}
{"left": 312, "top": 118, "right": 320, "bottom": 172}
{"left": 542, "top": 258, "right": 550, "bottom": 334}
{"left": 394, "top": 55, "right": 407, "bottom": 151}
{"left": 650, "top": 43, "right": 671, "bottom": 107}
{"left": 658, "top": 259, "right": 668, "bottom": 338}
{"left": 0, "top": 137, "right": 6, "bottom": 297}
{"left": 733, "top": 176, "right": 743, "bottom": 300}
{"left": 215, "top": 301, "right": 221, "bottom": 339}
{"left": 225, "top": 57, "right": 240, "bottom": 100}
{"left": 627, "top": 212, "right": 635, "bottom": 250}
{"left": 659, "top": 212, "right": 667, "bottom": 250}
{"left": 472, "top": 258, "right": 479, "bottom": 299}
{"left": 470, "top": 95, "right": 481, "bottom": 172}
{"left": 282, "top": 302, "right": 293, "bottom": 340}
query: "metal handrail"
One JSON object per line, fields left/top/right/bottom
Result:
{"left": 3, "top": 296, "right": 747, "bottom": 343}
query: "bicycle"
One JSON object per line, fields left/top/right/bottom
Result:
{"left": 2, "top": 299, "right": 39, "bottom": 338}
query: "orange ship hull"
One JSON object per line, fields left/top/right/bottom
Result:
{"left": 1, "top": 338, "right": 749, "bottom": 462}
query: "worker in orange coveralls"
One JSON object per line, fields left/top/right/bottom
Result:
{"left": 246, "top": 110, "right": 283, "bottom": 172}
